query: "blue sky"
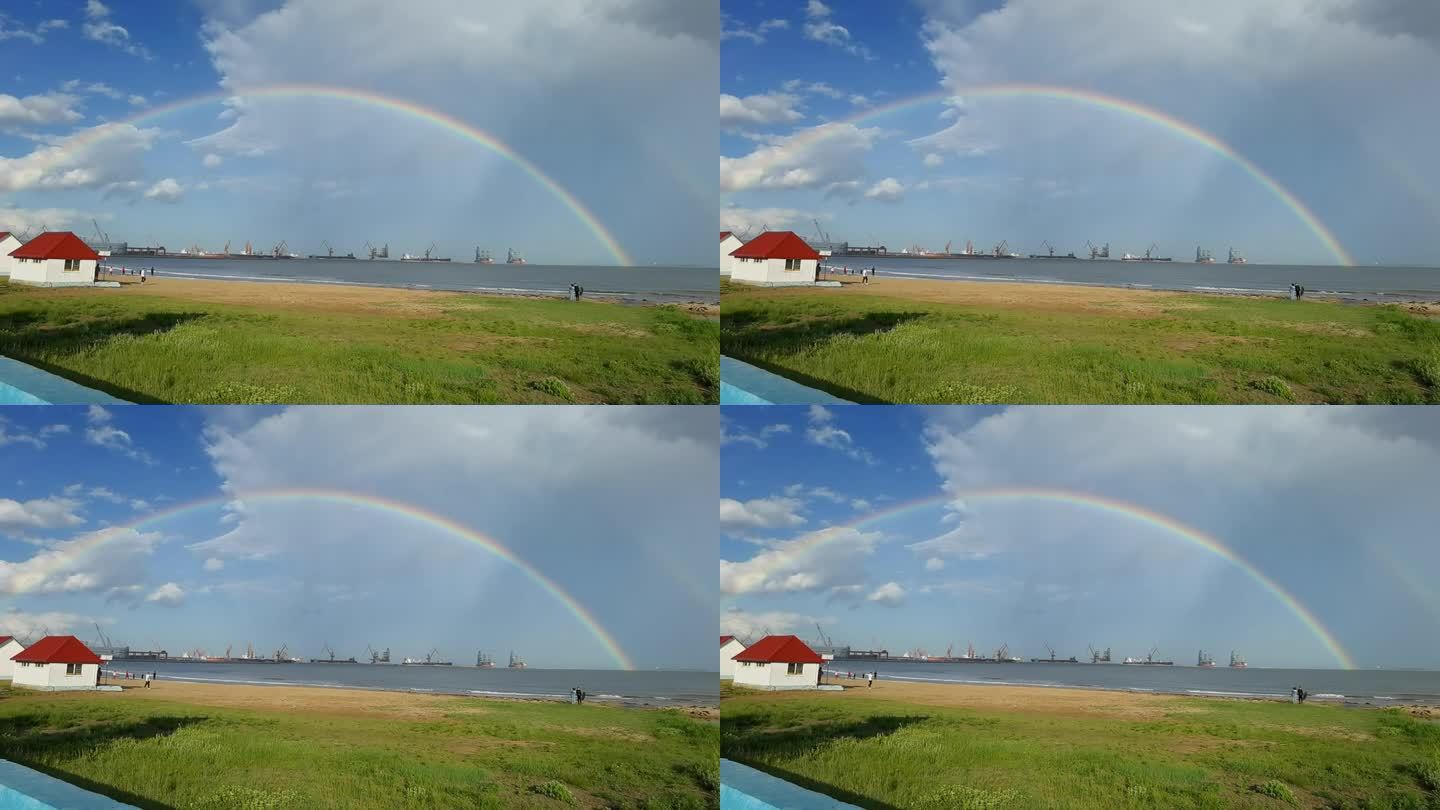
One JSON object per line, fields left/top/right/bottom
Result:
{"left": 722, "top": 406, "right": 1440, "bottom": 669}
{"left": 1, "top": 1, "right": 716, "bottom": 266}
{"left": 1, "top": 406, "right": 717, "bottom": 670}
{"left": 721, "top": 0, "right": 1440, "bottom": 266}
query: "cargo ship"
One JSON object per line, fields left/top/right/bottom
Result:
{"left": 1028, "top": 241, "right": 1078, "bottom": 260}
{"left": 508, "top": 651, "right": 527, "bottom": 669}
{"left": 1089, "top": 645, "right": 1113, "bottom": 663}
{"left": 506, "top": 248, "right": 527, "bottom": 265}
{"left": 308, "top": 242, "right": 355, "bottom": 260}
{"left": 400, "top": 244, "right": 451, "bottom": 262}
{"left": 1195, "top": 246, "right": 1215, "bottom": 264}
{"left": 1122, "top": 647, "right": 1174, "bottom": 665}
{"left": 1228, "top": 247, "right": 1248, "bottom": 265}
{"left": 1030, "top": 643, "right": 1078, "bottom": 663}
{"left": 369, "top": 646, "right": 392, "bottom": 664}
{"left": 1197, "top": 649, "right": 1216, "bottom": 668}
{"left": 402, "top": 648, "right": 453, "bottom": 666}
{"left": 1121, "top": 244, "right": 1172, "bottom": 262}
{"left": 476, "top": 650, "right": 495, "bottom": 668}
{"left": 1229, "top": 650, "right": 1248, "bottom": 668}
{"left": 309, "top": 644, "right": 358, "bottom": 664}
{"left": 366, "top": 242, "right": 391, "bottom": 260}
{"left": 474, "top": 248, "right": 494, "bottom": 264}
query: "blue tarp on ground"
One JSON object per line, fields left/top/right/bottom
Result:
{"left": 0, "top": 760, "right": 138, "bottom": 809}
{"left": 719, "top": 356, "right": 847, "bottom": 405}
{"left": 720, "top": 759, "right": 860, "bottom": 809}
{"left": 0, "top": 357, "right": 125, "bottom": 404}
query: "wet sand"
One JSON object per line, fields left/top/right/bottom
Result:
{"left": 53, "top": 679, "right": 718, "bottom": 720}
{"left": 790, "top": 275, "right": 1440, "bottom": 317}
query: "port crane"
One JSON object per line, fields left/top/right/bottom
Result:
{"left": 92, "top": 219, "right": 110, "bottom": 245}
{"left": 1087, "top": 241, "right": 1110, "bottom": 259}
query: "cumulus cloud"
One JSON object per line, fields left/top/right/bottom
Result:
{"left": 720, "top": 497, "right": 807, "bottom": 532}
{"left": 923, "top": 153, "right": 944, "bottom": 167}
{"left": 867, "top": 581, "right": 906, "bottom": 606}
{"left": 720, "top": 206, "right": 822, "bottom": 237}
{"left": 82, "top": 0, "right": 152, "bottom": 59}
{"left": 864, "top": 176, "right": 905, "bottom": 202}
{"left": 805, "top": 405, "right": 876, "bottom": 463}
{"left": 720, "top": 92, "right": 805, "bottom": 131}
{"left": 202, "top": 153, "right": 223, "bottom": 168}
{"left": 203, "top": 557, "right": 225, "bottom": 571}
{"left": 0, "top": 93, "right": 84, "bottom": 128}
{"left": 803, "top": 0, "right": 873, "bottom": 59}
{"left": 925, "top": 557, "right": 945, "bottom": 571}
{"left": 721, "top": 122, "right": 888, "bottom": 193}
{"left": 83, "top": 406, "right": 152, "bottom": 462}
{"left": 143, "top": 177, "right": 185, "bottom": 202}
{"left": 0, "top": 497, "right": 85, "bottom": 533}
{"left": 0, "top": 527, "right": 166, "bottom": 597}
{"left": 721, "top": 525, "right": 885, "bottom": 596}
{"left": 145, "top": 582, "right": 186, "bottom": 605}
{"left": 721, "top": 607, "right": 826, "bottom": 641}
{"left": 0, "top": 123, "right": 161, "bottom": 193}
{"left": 0, "top": 610, "right": 100, "bottom": 640}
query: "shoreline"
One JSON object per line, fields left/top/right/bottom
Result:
{"left": 95, "top": 670, "right": 717, "bottom": 714}
{"left": 784, "top": 675, "right": 1440, "bottom": 718}
{"left": 98, "top": 265, "right": 720, "bottom": 308}
{"left": 810, "top": 271, "right": 1440, "bottom": 313}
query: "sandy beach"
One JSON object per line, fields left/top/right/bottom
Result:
{"left": 86, "top": 274, "right": 718, "bottom": 317}
{"left": 72, "top": 678, "right": 718, "bottom": 720}
{"left": 804, "top": 274, "right": 1440, "bottom": 317}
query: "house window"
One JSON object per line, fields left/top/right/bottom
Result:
{"left": 64, "top": 259, "right": 79, "bottom": 271}
{"left": 785, "top": 259, "right": 801, "bottom": 271}
{"left": 787, "top": 662, "right": 804, "bottom": 675}
{"left": 66, "top": 663, "right": 84, "bottom": 675}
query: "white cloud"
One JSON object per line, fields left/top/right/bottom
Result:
{"left": 0, "top": 526, "right": 166, "bottom": 596}
{"left": 720, "top": 206, "right": 821, "bottom": 237}
{"left": 82, "top": 0, "right": 152, "bottom": 59}
{"left": 721, "top": 525, "right": 885, "bottom": 596}
{"left": 722, "top": 15, "right": 790, "bottom": 45}
{"left": 721, "top": 418, "right": 792, "bottom": 448}
{"left": 0, "top": 497, "right": 85, "bottom": 533}
{"left": 145, "top": 581, "right": 186, "bottom": 605}
{"left": 83, "top": 405, "right": 153, "bottom": 463}
{"left": 0, "top": 122, "right": 162, "bottom": 193}
{"left": 864, "top": 176, "right": 905, "bottom": 202}
{"left": 803, "top": 0, "right": 873, "bottom": 59}
{"left": 721, "top": 122, "right": 889, "bottom": 193}
{"left": 0, "top": 93, "right": 84, "bottom": 128}
{"left": 720, "top": 92, "right": 805, "bottom": 131}
{"left": 720, "top": 497, "right": 806, "bottom": 531}
{"left": 202, "top": 153, "right": 223, "bottom": 168}
{"left": 203, "top": 557, "right": 225, "bottom": 571}
{"left": 923, "top": 153, "right": 944, "bottom": 167}
{"left": 805, "top": 405, "right": 876, "bottom": 463}
{"left": 720, "top": 607, "right": 826, "bottom": 641}
{"left": 867, "top": 581, "right": 906, "bottom": 606}
{"left": 925, "top": 557, "right": 945, "bottom": 571}
{"left": 0, "top": 610, "right": 99, "bottom": 641}
{"left": 143, "top": 177, "right": 185, "bottom": 202}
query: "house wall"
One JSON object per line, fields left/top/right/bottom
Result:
{"left": 732, "top": 660, "right": 820, "bottom": 690}
{"left": 0, "top": 236, "right": 21, "bottom": 276}
{"left": 12, "top": 661, "right": 99, "bottom": 690}
{"left": 8, "top": 257, "right": 97, "bottom": 285}
{"left": 729, "top": 256, "right": 817, "bottom": 285}
{"left": 0, "top": 640, "right": 23, "bottom": 679}
{"left": 720, "top": 640, "right": 746, "bottom": 679}
{"left": 720, "top": 236, "right": 744, "bottom": 276}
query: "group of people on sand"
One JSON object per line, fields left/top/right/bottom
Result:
{"left": 569, "top": 686, "right": 587, "bottom": 704}
{"left": 1291, "top": 686, "right": 1309, "bottom": 703}
{"left": 568, "top": 283, "right": 585, "bottom": 301}
{"left": 105, "top": 670, "right": 158, "bottom": 687}
{"left": 103, "top": 265, "right": 155, "bottom": 282}
{"left": 826, "top": 669, "right": 878, "bottom": 687}
{"left": 1289, "top": 282, "right": 1306, "bottom": 300}
{"left": 820, "top": 265, "right": 877, "bottom": 284}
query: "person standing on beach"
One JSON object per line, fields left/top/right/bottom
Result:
{"left": 866, "top": 672, "right": 873, "bottom": 688}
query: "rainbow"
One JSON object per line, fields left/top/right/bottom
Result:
{"left": 741, "top": 84, "right": 1355, "bottom": 266}
{"left": 730, "top": 487, "right": 1355, "bottom": 669}
{"left": 41, "top": 84, "right": 633, "bottom": 265}
{"left": 11, "top": 489, "right": 634, "bottom": 670}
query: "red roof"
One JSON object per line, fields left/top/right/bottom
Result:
{"left": 11, "top": 232, "right": 101, "bottom": 262}
{"left": 0, "top": 232, "right": 13, "bottom": 242}
{"left": 12, "top": 635, "right": 101, "bottom": 665}
{"left": 732, "top": 634, "right": 822, "bottom": 664}
{"left": 721, "top": 635, "right": 737, "bottom": 646}
{"left": 730, "top": 231, "right": 822, "bottom": 262}
{"left": 721, "top": 231, "right": 737, "bottom": 242}
{"left": 0, "top": 635, "right": 14, "bottom": 646}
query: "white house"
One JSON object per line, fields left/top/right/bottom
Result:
{"left": 7, "top": 231, "right": 101, "bottom": 286}
{"left": 719, "top": 231, "right": 744, "bottom": 277}
{"left": 0, "top": 635, "right": 24, "bottom": 679}
{"left": 720, "top": 635, "right": 746, "bottom": 680}
{"left": 10, "top": 635, "right": 102, "bottom": 691}
{"left": 0, "top": 231, "right": 21, "bottom": 277}
{"left": 728, "top": 231, "right": 821, "bottom": 286}
{"left": 731, "top": 634, "right": 824, "bottom": 690}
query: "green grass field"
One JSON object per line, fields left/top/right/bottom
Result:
{"left": 0, "top": 283, "right": 718, "bottom": 404}
{"left": 721, "top": 281, "right": 1440, "bottom": 404}
{"left": 721, "top": 687, "right": 1440, "bottom": 809}
{"left": 0, "top": 685, "right": 718, "bottom": 809}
